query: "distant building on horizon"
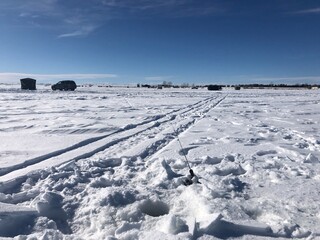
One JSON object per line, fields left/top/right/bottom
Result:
{"left": 20, "top": 78, "right": 36, "bottom": 90}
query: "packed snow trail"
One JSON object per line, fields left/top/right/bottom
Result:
{"left": 0, "top": 96, "right": 212, "bottom": 176}
{"left": 0, "top": 95, "right": 224, "bottom": 189}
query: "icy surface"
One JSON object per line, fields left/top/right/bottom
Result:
{"left": 0, "top": 85, "right": 320, "bottom": 239}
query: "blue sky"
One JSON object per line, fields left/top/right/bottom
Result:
{"left": 0, "top": 0, "right": 319, "bottom": 84}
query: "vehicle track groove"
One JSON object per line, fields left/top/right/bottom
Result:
{"left": 0, "top": 95, "right": 226, "bottom": 186}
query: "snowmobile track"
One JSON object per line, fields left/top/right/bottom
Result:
{"left": 0, "top": 95, "right": 227, "bottom": 187}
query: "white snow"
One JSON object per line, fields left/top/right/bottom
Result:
{"left": 0, "top": 84, "right": 320, "bottom": 239}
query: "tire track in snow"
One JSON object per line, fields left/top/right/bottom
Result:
{"left": 0, "top": 95, "right": 225, "bottom": 186}
{"left": 97, "top": 94, "right": 228, "bottom": 163}
{"left": 0, "top": 97, "right": 212, "bottom": 177}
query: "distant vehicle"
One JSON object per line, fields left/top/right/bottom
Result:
{"left": 51, "top": 80, "right": 77, "bottom": 91}
{"left": 207, "top": 85, "right": 222, "bottom": 91}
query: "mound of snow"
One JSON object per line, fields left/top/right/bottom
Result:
{"left": 0, "top": 202, "right": 38, "bottom": 237}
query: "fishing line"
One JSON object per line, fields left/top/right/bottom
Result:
{"left": 123, "top": 95, "right": 193, "bottom": 172}
{"left": 168, "top": 119, "right": 192, "bottom": 171}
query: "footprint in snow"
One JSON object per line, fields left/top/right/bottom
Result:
{"left": 255, "top": 150, "right": 277, "bottom": 156}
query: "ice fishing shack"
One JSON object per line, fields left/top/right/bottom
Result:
{"left": 20, "top": 78, "right": 36, "bottom": 90}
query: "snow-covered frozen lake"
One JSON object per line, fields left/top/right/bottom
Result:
{"left": 0, "top": 85, "right": 319, "bottom": 239}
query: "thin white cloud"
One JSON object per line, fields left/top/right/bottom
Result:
{"left": 1, "top": 0, "right": 224, "bottom": 38}
{"left": 0, "top": 0, "right": 102, "bottom": 37}
{"left": 58, "top": 26, "right": 97, "bottom": 38}
{"left": 291, "top": 7, "right": 320, "bottom": 14}
{"left": 102, "top": 0, "right": 189, "bottom": 10}
{"left": 101, "top": 0, "right": 222, "bottom": 17}
{"left": 0, "top": 72, "right": 117, "bottom": 83}
{"left": 58, "top": 31, "right": 85, "bottom": 38}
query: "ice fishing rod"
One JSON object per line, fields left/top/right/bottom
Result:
{"left": 168, "top": 120, "right": 192, "bottom": 171}
{"left": 168, "top": 115, "right": 198, "bottom": 186}
{"left": 123, "top": 97, "right": 194, "bottom": 172}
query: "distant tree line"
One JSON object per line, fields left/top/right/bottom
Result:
{"left": 236, "top": 84, "right": 320, "bottom": 89}
{"left": 137, "top": 82, "right": 320, "bottom": 90}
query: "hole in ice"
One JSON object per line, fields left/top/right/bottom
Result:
{"left": 139, "top": 199, "right": 169, "bottom": 217}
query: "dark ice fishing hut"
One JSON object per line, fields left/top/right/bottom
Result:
{"left": 20, "top": 78, "right": 36, "bottom": 90}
